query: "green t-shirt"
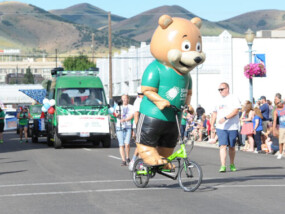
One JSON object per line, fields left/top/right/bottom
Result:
{"left": 140, "top": 60, "right": 192, "bottom": 122}
{"left": 0, "top": 111, "right": 5, "bottom": 123}
{"left": 19, "top": 113, "right": 29, "bottom": 125}
{"left": 181, "top": 112, "right": 187, "bottom": 125}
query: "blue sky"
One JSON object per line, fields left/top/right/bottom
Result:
{"left": 6, "top": 0, "right": 285, "bottom": 21}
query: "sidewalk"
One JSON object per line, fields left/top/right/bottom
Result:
{"left": 190, "top": 140, "right": 284, "bottom": 158}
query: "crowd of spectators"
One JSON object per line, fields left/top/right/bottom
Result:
{"left": 180, "top": 93, "right": 285, "bottom": 160}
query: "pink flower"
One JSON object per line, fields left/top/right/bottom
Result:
{"left": 244, "top": 63, "right": 266, "bottom": 79}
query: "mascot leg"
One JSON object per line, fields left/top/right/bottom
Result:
{"left": 157, "top": 147, "right": 175, "bottom": 169}
{"left": 136, "top": 143, "right": 168, "bottom": 166}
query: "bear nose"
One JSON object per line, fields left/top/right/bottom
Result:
{"left": 194, "top": 57, "right": 202, "bottom": 64}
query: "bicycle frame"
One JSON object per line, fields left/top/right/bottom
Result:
{"left": 137, "top": 106, "right": 191, "bottom": 179}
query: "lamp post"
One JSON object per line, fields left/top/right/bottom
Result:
{"left": 245, "top": 29, "right": 255, "bottom": 103}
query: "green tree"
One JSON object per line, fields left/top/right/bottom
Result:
{"left": 63, "top": 55, "right": 96, "bottom": 71}
{"left": 23, "top": 67, "right": 34, "bottom": 84}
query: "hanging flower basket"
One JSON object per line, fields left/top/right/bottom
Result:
{"left": 244, "top": 63, "right": 266, "bottom": 79}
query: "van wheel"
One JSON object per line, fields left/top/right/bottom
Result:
{"left": 101, "top": 135, "right": 111, "bottom": 148}
{"left": 54, "top": 132, "right": 62, "bottom": 149}
{"left": 47, "top": 135, "right": 53, "bottom": 147}
{"left": 32, "top": 135, "right": 38, "bottom": 143}
{"left": 92, "top": 140, "right": 100, "bottom": 147}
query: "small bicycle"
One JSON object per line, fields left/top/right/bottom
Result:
{"left": 132, "top": 105, "right": 203, "bottom": 192}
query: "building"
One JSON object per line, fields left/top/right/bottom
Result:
{"left": 0, "top": 49, "right": 61, "bottom": 84}
{"left": 97, "top": 31, "right": 285, "bottom": 113}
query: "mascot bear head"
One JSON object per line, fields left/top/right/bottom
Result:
{"left": 150, "top": 15, "right": 206, "bottom": 74}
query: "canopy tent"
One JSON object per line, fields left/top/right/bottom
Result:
{"left": 19, "top": 89, "right": 47, "bottom": 104}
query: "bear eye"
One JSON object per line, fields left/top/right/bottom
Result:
{"left": 196, "top": 42, "right": 202, "bottom": 52}
{"left": 181, "top": 41, "right": 191, "bottom": 51}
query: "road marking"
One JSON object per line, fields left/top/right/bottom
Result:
{"left": 217, "top": 184, "right": 285, "bottom": 188}
{"left": 1, "top": 184, "right": 285, "bottom": 198}
{"left": 108, "top": 155, "right": 121, "bottom": 160}
{"left": 0, "top": 176, "right": 284, "bottom": 189}
{"left": 0, "top": 187, "right": 172, "bottom": 198}
{"left": 83, "top": 148, "right": 92, "bottom": 151}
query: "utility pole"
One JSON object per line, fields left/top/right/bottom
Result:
{"left": 16, "top": 64, "right": 18, "bottom": 84}
{"left": 91, "top": 33, "right": 95, "bottom": 64}
{"left": 108, "top": 12, "right": 113, "bottom": 102}
{"left": 55, "top": 49, "right": 58, "bottom": 68}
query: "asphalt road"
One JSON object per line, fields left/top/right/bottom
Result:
{"left": 0, "top": 130, "right": 284, "bottom": 214}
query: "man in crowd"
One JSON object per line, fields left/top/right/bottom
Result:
{"left": 196, "top": 104, "right": 205, "bottom": 120}
{"left": 114, "top": 95, "right": 134, "bottom": 166}
{"left": 211, "top": 82, "right": 241, "bottom": 172}
{"left": 259, "top": 96, "right": 269, "bottom": 133}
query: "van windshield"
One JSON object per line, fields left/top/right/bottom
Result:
{"left": 57, "top": 88, "right": 106, "bottom": 106}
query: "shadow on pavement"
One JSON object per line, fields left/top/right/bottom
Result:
{"left": 0, "top": 170, "right": 27, "bottom": 176}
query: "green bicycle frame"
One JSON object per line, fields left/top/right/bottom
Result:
{"left": 167, "top": 143, "right": 187, "bottom": 160}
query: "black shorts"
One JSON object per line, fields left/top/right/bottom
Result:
{"left": 0, "top": 123, "right": 4, "bottom": 132}
{"left": 136, "top": 114, "right": 178, "bottom": 148}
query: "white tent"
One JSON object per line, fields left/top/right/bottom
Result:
{"left": 0, "top": 84, "right": 43, "bottom": 104}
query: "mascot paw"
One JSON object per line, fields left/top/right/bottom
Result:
{"left": 136, "top": 143, "right": 168, "bottom": 166}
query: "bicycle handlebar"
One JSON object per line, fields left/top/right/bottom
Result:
{"left": 169, "top": 105, "right": 187, "bottom": 112}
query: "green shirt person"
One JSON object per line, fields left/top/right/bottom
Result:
{"left": 17, "top": 107, "right": 31, "bottom": 143}
{"left": 140, "top": 60, "right": 192, "bottom": 122}
{"left": 0, "top": 107, "right": 5, "bottom": 143}
{"left": 0, "top": 108, "right": 5, "bottom": 123}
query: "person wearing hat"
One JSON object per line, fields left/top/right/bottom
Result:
{"left": 259, "top": 96, "right": 269, "bottom": 133}
{"left": 0, "top": 106, "right": 5, "bottom": 144}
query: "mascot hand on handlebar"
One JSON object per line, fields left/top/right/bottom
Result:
{"left": 136, "top": 15, "right": 206, "bottom": 167}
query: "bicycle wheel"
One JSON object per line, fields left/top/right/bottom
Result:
{"left": 178, "top": 159, "right": 203, "bottom": 192}
{"left": 132, "top": 158, "right": 150, "bottom": 188}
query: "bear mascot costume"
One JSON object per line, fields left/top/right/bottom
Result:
{"left": 136, "top": 14, "right": 206, "bottom": 167}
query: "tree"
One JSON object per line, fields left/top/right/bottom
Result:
{"left": 63, "top": 55, "right": 96, "bottom": 71}
{"left": 23, "top": 67, "right": 34, "bottom": 84}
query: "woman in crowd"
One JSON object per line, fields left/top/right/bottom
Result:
{"left": 17, "top": 106, "right": 31, "bottom": 143}
{"left": 241, "top": 101, "right": 255, "bottom": 152}
{"left": 253, "top": 107, "right": 263, "bottom": 152}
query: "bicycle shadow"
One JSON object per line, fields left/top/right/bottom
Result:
{"left": 146, "top": 173, "right": 285, "bottom": 193}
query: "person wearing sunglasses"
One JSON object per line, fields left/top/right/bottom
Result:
{"left": 210, "top": 82, "right": 241, "bottom": 172}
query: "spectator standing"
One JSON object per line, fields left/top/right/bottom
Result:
{"left": 253, "top": 107, "right": 263, "bottom": 152}
{"left": 17, "top": 107, "right": 30, "bottom": 143}
{"left": 241, "top": 101, "right": 255, "bottom": 152}
{"left": 114, "top": 95, "right": 134, "bottom": 166}
{"left": 0, "top": 106, "right": 5, "bottom": 143}
{"left": 259, "top": 96, "right": 269, "bottom": 132}
{"left": 211, "top": 82, "right": 241, "bottom": 172}
{"left": 196, "top": 104, "right": 205, "bottom": 120}
{"left": 180, "top": 108, "right": 188, "bottom": 140}
{"left": 267, "top": 100, "right": 273, "bottom": 122}
{"left": 273, "top": 93, "right": 285, "bottom": 159}
{"left": 128, "top": 87, "right": 144, "bottom": 171}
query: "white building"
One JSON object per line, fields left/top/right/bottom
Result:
{"left": 97, "top": 31, "right": 285, "bottom": 113}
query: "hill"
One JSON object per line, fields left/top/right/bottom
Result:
{"left": 217, "top": 10, "right": 285, "bottom": 34}
{"left": 0, "top": 2, "right": 137, "bottom": 53}
{"left": 50, "top": 3, "right": 126, "bottom": 30}
{"left": 111, "top": 5, "right": 241, "bottom": 42}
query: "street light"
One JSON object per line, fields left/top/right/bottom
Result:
{"left": 245, "top": 29, "right": 255, "bottom": 103}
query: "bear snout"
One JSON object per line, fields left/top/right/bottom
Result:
{"left": 194, "top": 57, "right": 202, "bottom": 64}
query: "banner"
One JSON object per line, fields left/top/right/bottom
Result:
{"left": 254, "top": 54, "right": 266, "bottom": 77}
{"left": 58, "top": 115, "right": 109, "bottom": 134}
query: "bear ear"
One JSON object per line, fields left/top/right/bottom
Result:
{"left": 158, "top": 14, "right": 173, "bottom": 29}
{"left": 191, "top": 17, "right": 202, "bottom": 29}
